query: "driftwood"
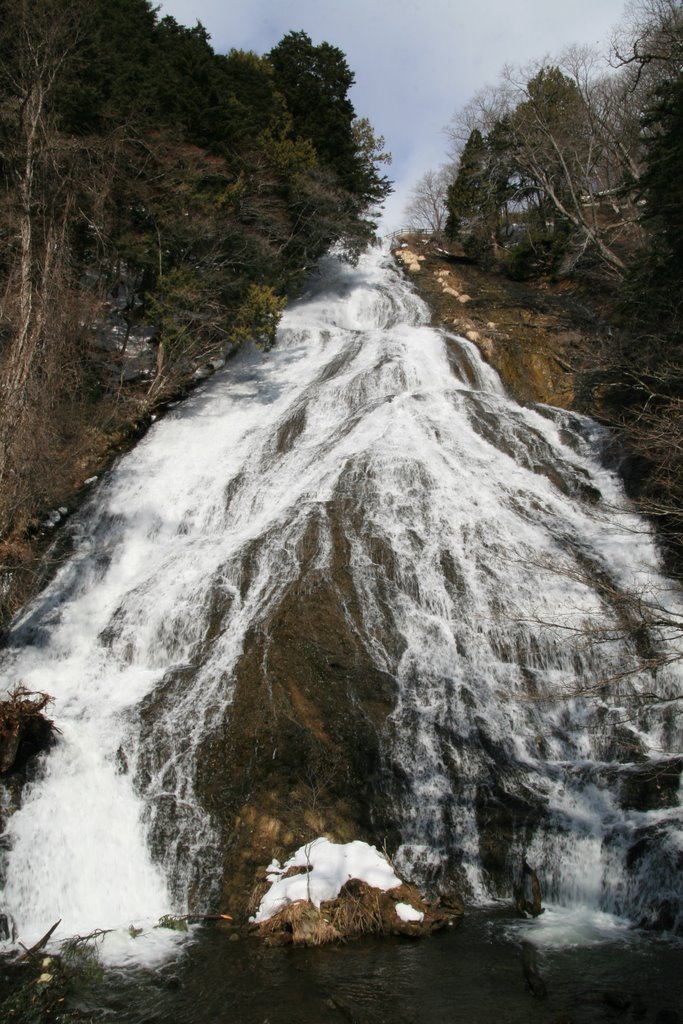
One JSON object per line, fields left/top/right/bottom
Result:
{"left": 16, "top": 919, "right": 61, "bottom": 961}
{"left": 523, "top": 860, "right": 544, "bottom": 916}
{"left": 514, "top": 859, "right": 545, "bottom": 918}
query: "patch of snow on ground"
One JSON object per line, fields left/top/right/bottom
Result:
{"left": 253, "top": 838, "right": 402, "bottom": 922}
{"left": 395, "top": 902, "right": 424, "bottom": 923}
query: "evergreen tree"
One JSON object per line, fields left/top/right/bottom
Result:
{"left": 621, "top": 70, "right": 683, "bottom": 348}
{"left": 640, "top": 74, "right": 683, "bottom": 273}
{"left": 0, "top": 2, "right": 392, "bottom": 566}
{"left": 267, "top": 30, "right": 390, "bottom": 206}
{"left": 446, "top": 128, "right": 508, "bottom": 261}
{"left": 267, "top": 31, "right": 356, "bottom": 171}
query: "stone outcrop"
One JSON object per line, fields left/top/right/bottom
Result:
{"left": 394, "top": 235, "right": 610, "bottom": 413}
{"left": 189, "top": 508, "right": 405, "bottom": 921}
{"left": 255, "top": 877, "right": 463, "bottom": 946}
{"left": 394, "top": 246, "right": 425, "bottom": 273}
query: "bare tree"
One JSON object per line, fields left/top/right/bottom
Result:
{"left": 403, "top": 165, "right": 455, "bottom": 237}
{"left": 444, "top": 44, "right": 650, "bottom": 276}
{"left": 445, "top": 81, "right": 515, "bottom": 160}
{"left": 0, "top": 0, "right": 90, "bottom": 526}
{"left": 503, "top": 59, "right": 639, "bottom": 275}
{"left": 611, "top": 0, "right": 683, "bottom": 86}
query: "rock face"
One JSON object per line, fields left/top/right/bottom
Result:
{"left": 191, "top": 511, "right": 404, "bottom": 920}
{"left": 0, "top": 690, "right": 54, "bottom": 847}
{"left": 394, "top": 236, "right": 608, "bottom": 412}
{"left": 394, "top": 247, "right": 424, "bottom": 273}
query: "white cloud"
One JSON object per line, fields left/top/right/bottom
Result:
{"left": 157, "top": 0, "right": 628, "bottom": 228}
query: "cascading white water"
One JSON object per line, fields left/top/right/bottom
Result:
{"left": 1, "top": 244, "right": 681, "bottom": 955}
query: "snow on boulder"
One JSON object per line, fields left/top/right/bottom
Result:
{"left": 251, "top": 837, "right": 463, "bottom": 946}
{"left": 395, "top": 902, "right": 424, "bottom": 923}
{"left": 253, "top": 838, "right": 401, "bottom": 921}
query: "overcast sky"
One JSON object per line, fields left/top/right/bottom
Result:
{"left": 157, "top": 0, "right": 628, "bottom": 229}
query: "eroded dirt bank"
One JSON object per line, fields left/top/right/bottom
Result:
{"left": 393, "top": 235, "right": 616, "bottom": 413}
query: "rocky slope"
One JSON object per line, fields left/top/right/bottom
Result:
{"left": 393, "top": 235, "right": 615, "bottom": 413}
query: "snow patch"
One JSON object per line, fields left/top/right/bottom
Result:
{"left": 253, "top": 838, "right": 401, "bottom": 922}
{"left": 395, "top": 902, "right": 424, "bottom": 923}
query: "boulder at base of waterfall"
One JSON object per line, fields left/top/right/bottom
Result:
{"left": 255, "top": 878, "right": 461, "bottom": 946}
{"left": 513, "top": 859, "right": 545, "bottom": 918}
{"left": 250, "top": 837, "right": 463, "bottom": 946}
{"left": 0, "top": 689, "right": 55, "bottom": 773}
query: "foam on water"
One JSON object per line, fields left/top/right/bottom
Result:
{"left": 509, "top": 904, "right": 636, "bottom": 948}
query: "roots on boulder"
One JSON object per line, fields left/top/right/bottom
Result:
{"left": 0, "top": 687, "right": 55, "bottom": 773}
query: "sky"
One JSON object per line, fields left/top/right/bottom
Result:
{"left": 157, "top": 0, "right": 629, "bottom": 230}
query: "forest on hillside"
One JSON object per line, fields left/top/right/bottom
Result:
{"left": 406, "top": 0, "right": 683, "bottom": 571}
{"left": 0, "top": 0, "right": 391, "bottom": 625}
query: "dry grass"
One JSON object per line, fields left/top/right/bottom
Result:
{"left": 257, "top": 900, "right": 340, "bottom": 946}
{"left": 255, "top": 877, "right": 409, "bottom": 946}
{"left": 326, "top": 881, "right": 385, "bottom": 938}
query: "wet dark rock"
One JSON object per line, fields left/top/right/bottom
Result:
{"left": 523, "top": 860, "right": 544, "bottom": 917}
{"left": 275, "top": 405, "right": 307, "bottom": 453}
{"left": 592, "top": 720, "right": 647, "bottom": 764}
{"left": 617, "top": 758, "right": 683, "bottom": 812}
{"left": 575, "top": 481, "right": 602, "bottom": 503}
{"left": 0, "top": 722, "right": 20, "bottom": 774}
{"left": 521, "top": 941, "right": 547, "bottom": 999}
{"left": 655, "top": 1012, "right": 681, "bottom": 1024}
{"left": 190, "top": 507, "right": 405, "bottom": 920}
{"left": 0, "top": 911, "right": 16, "bottom": 941}
{"left": 0, "top": 690, "right": 55, "bottom": 774}
{"left": 475, "top": 782, "right": 545, "bottom": 896}
{"left": 627, "top": 823, "right": 680, "bottom": 872}
{"left": 639, "top": 899, "right": 679, "bottom": 933}
{"left": 514, "top": 860, "right": 545, "bottom": 918}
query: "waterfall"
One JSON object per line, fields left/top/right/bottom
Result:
{"left": 1, "top": 245, "right": 681, "bottom": 953}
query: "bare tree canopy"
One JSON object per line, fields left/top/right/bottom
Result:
{"left": 434, "top": 2, "right": 681, "bottom": 277}
{"left": 403, "top": 166, "right": 454, "bottom": 235}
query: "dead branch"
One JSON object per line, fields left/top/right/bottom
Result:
{"left": 16, "top": 919, "right": 61, "bottom": 960}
